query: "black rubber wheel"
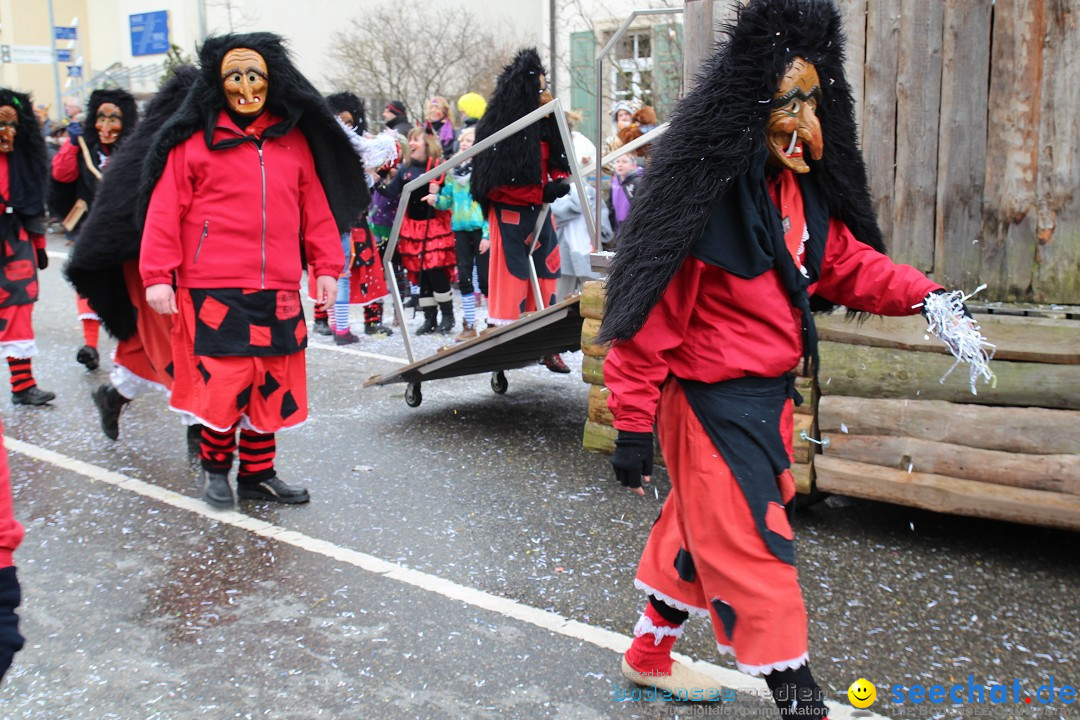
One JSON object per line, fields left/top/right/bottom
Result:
{"left": 490, "top": 371, "right": 508, "bottom": 394}
{"left": 404, "top": 382, "right": 422, "bottom": 407}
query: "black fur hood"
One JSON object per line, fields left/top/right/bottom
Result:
{"left": 471, "top": 47, "right": 570, "bottom": 208}
{"left": 84, "top": 88, "right": 138, "bottom": 157}
{"left": 0, "top": 88, "right": 47, "bottom": 219}
{"left": 599, "top": 0, "right": 883, "bottom": 343}
{"left": 65, "top": 67, "right": 198, "bottom": 340}
{"left": 137, "top": 32, "right": 368, "bottom": 233}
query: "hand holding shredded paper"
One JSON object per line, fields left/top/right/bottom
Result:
{"left": 914, "top": 284, "right": 996, "bottom": 395}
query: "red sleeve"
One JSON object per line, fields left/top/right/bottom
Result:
{"left": 139, "top": 143, "right": 192, "bottom": 288}
{"left": 297, "top": 139, "right": 345, "bottom": 280}
{"left": 0, "top": 421, "right": 24, "bottom": 568}
{"left": 604, "top": 257, "right": 703, "bottom": 432}
{"left": 813, "top": 219, "right": 943, "bottom": 316}
{"left": 50, "top": 139, "right": 79, "bottom": 183}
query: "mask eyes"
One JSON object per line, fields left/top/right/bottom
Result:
{"left": 230, "top": 73, "right": 242, "bottom": 84}
{"left": 247, "top": 73, "right": 259, "bottom": 84}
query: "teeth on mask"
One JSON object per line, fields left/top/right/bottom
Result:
{"left": 786, "top": 130, "right": 799, "bottom": 156}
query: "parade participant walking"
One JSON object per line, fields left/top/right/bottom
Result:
{"left": 599, "top": 1, "right": 969, "bottom": 716}
{"left": 51, "top": 88, "right": 138, "bottom": 372}
{"left": 377, "top": 128, "right": 456, "bottom": 335}
{"left": 66, "top": 68, "right": 199, "bottom": 441}
{"left": 139, "top": 33, "right": 367, "bottom": 508}
{"left": 471, "top": 48, "right": 572, "bottom": 372}
{"left": 0, "top": 88, "right": 54, "bottom": 406}
{"left": 0, "top": 422, "right": 26, "bottom": 678}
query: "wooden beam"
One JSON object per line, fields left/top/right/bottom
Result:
{"left": 818, "top": 341, "right": 1080, "bottom": 409}
{"left": 814, "top": 455, "right": 1080, "bottom": 532}
{"left": 580, "top": 280, "right": 605, "bottom": 320}
{"left": 818, "top": 395, "right": 1080, "bottom": 455}
{"left": 580, "top": 317, "right": 610, "bottom": 357}
{"left": 824, "top": 434, "right": 1079, "bottom": 495}
{"left": 934, "top": 0, "right": 992, "bottom": 291}
{"left": 861, "top": 0, "right": 900, "bottom": 252}
{"left": 815, "top": 312, "right": 1080, "bottom": 365}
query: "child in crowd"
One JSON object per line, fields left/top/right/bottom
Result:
{"left": 433, "top": 127, "right": 488, "bottom": 341}
{"left": 378, "top": 128, "right": 456, "bottom": 335}
{"left": 552, "top": 181, "right": 611, "bottom": 299}
{"left": 609, "top": 153, "right": 643, "bottom": 239}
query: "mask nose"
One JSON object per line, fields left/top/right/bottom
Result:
{"left": 800, "top": 107, "right": 824, "bottom": 161}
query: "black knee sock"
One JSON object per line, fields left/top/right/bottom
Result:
{"left": 648, "top": 595, "right": 690, "bottom": 625}
{"left": 764, "top": 663, "right": 829, "bottom": 718}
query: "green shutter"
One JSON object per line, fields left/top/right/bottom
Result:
{"left": 570, "top": 30, "right": 597, "bottom": 149}
{"left": 652, "top": 21, "right": 683, "bottom": 121}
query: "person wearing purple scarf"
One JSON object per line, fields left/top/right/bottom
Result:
{"left": 609, "top": 153, "right": 644, "bottom": 239}
{"left": 423, "top": 96, "right": 456, "bottom": 160}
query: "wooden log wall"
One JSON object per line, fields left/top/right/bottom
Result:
{"left": 815, "top": 312, "right": 1080, "bottom": 531}
{"left": 842, "top": 0, "right": 1080, "bottom": 304}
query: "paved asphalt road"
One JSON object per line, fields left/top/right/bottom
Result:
{"left": 0, "top": 236, "right": 1074, "bottom": 719}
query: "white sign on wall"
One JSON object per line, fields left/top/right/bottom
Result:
{"left": 9, "top": 45, "right": 56, "bottom": 65}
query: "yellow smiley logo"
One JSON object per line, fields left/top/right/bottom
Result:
{"left": 848, "top": 678, "right": 877, "bottom": 708}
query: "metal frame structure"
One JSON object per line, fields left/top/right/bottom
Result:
{"left": 383, "top": 97, "right": 595, "bottom": 363}
{"left": 592, "top": 7, "right": 683, "bottom": 251}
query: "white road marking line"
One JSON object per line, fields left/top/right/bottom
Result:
{"left": 45, "top": 250, "right": 70, "bottom": 261}
{"left": 6, "top": 435, "right": 888, "bottom": 719}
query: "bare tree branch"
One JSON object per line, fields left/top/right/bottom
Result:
{"left": 325, "top": 0, "right": 520, "bottom": 128}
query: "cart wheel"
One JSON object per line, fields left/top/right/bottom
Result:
{"left": 490, "top": 370, "right": 508, "bottom": 395}
{"left": 404, "top": 382, "right": 422, "bottom": 407}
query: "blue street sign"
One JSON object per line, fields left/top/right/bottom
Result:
{"left": 56, "top": 49, "right": 72, "bottom": 63}
{"left": 66, "top": 65, "right": 82, "bottom": 78}
{"left": 54, "top": 26, "right": 77, "bottom": 41}
{"left": 129, "top": 11, "right": 170, "bottom": 57}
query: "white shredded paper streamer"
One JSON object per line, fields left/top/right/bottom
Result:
{"left": 912, "top": 285, "right": 996, "bottom": 395}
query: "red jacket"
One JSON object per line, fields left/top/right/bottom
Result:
{"left": 606, "top": 173, "right": 942, "bottom": 433}
{"left": 0, "top": 421, "right": 24, "bottom": 568}
{"left": 140, "top": 111, "right": 344, "bottom": 291}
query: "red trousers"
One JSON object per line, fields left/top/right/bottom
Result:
{"left": 634, "top": 379, "right": 807, "bottom": 676}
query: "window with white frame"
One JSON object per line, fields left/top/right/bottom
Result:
{"left": 610, "top": 30, "right": 653, "bottom": 108}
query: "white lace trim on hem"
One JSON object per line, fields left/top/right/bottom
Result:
{"left": 632, "top": 579, "right": 710, "bottom": 617}
{"left": 0, "top": 340, "right": 37, "bottom": 359}
{"left": 717, "top": 648, "right": 809, "bottom": 677}
{"left": 77, "top": 313, "right": 101, "bottom": 321}
{"left": 634, "top": 615, "right": 684, "bottom": 645}
{"left": 167, "top": 406, "right": 306, "bottom": 434}
{"left": 110, "top": 364, "right": 168, "bottom": 400}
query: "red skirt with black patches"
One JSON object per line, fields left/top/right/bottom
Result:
{"left": 306, "top": 225, "right": 389, "bottom": 306}
{"left": 113, "top": 261, "right": 174, "bottom": 388}
{"left": 397, "top": 213, "right": 456, "bottom": 281}
{"left": 0, "top": 304, "right": 35, "bottom": 356}
{"left": 169, "top": 289, "right": 307, "bottom": 434}
{"left": 486, "top": 203, "right": 560, "bottom": 324}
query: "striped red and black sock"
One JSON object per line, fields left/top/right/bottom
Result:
{"left": 81, "top": 318, "right": 100, "bottom": 348}
{"left": 313, "top": 307, "right": 328, "bottom": 322}
{"left": 7, "top": 358, "right": 35, "bottom": 393}
{"left": 237, "top": 431, "right": 276, "bottom": 484}
{"left": 199, "top": 424, "right": 238, "bottom": 474}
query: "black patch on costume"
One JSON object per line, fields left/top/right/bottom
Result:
{"left": 352, "top": 226, "right": 376, "bottom": 269}
{"left": 490, "top": 202, "right": 560, "bottom": 280}
{"left": 190, "top": 288, "right": 307, "bottom": 357}
{"left": 711, "top": 599, "right": 737, "bottom": 640}
{"left": 674, "top": 548, "right": 697, "bottom": 583}
{"left": 679, "top": 375, "right": 798, "bottom": 565}
{"left": 280, "top": 390, "right": 298, "bottom": 420}
{"left": 0, "top": 318, "right": 7, "bottom": 331}
{"left": 196, "top": 361, "right": 211, "bottom": 384}
{"left": 165, "top": 361, "right": 174, "bottom": 379}
{"left": 258, "top": 372, "right": 280, "bottom": 400}
{"left": 236, "top": 383, "right": 253, "bottom": 411}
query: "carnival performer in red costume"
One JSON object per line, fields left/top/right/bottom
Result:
{"left": 599, "top": 2, "right": 973, "bottom": 716}
{"left": 66, "top": 68, "right": 199, "bottom": 441}
{"left": 139, "top": 33, "right": 367, "bottom": 508}
{"left": 0, "top": 88, "right": 54, "bottom": 406}
{"left": 471, "top": 48, "right": 573, "bottom": 373}
{"left": 51, "top": 88, "right": 138, "bottom": 372}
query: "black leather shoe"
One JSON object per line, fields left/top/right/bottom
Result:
{"left": 12, "top": 386, "right": 56, "bottom": 406}
{"left": 313, "top": 317, "right": 333, "bottom": 336}
{"left": 91, "top": 384, "right": 129, "bottom": 440}
{"left": 201, "top": 470, "right": 234, "bottom": 509}
{"left": 237, "top": 475, "right": 310, "bottom": 504}
{"left": 76, "top": 345, "right": 100, "bottom": 371}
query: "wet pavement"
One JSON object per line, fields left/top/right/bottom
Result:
{"left": 0, "top": 235, "right": 1075, "bottom": 719}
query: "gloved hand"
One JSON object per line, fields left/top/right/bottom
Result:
{"left": 0, "top": 566, "right": 24, "bottom": 680}
{"left": 36, "top": 248, "right": 48, "bottom": 270}
{"left": 611, "top": 430, "right": 654, "bottom": 492}
{"left": 922, "top": 288, "right": 972, "bottom": 320}
{"left": 542, "top": 178, "right": 571, "bottom": 204}
{"left": 66, "top": 122, "right": 82, "bottom": 141}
